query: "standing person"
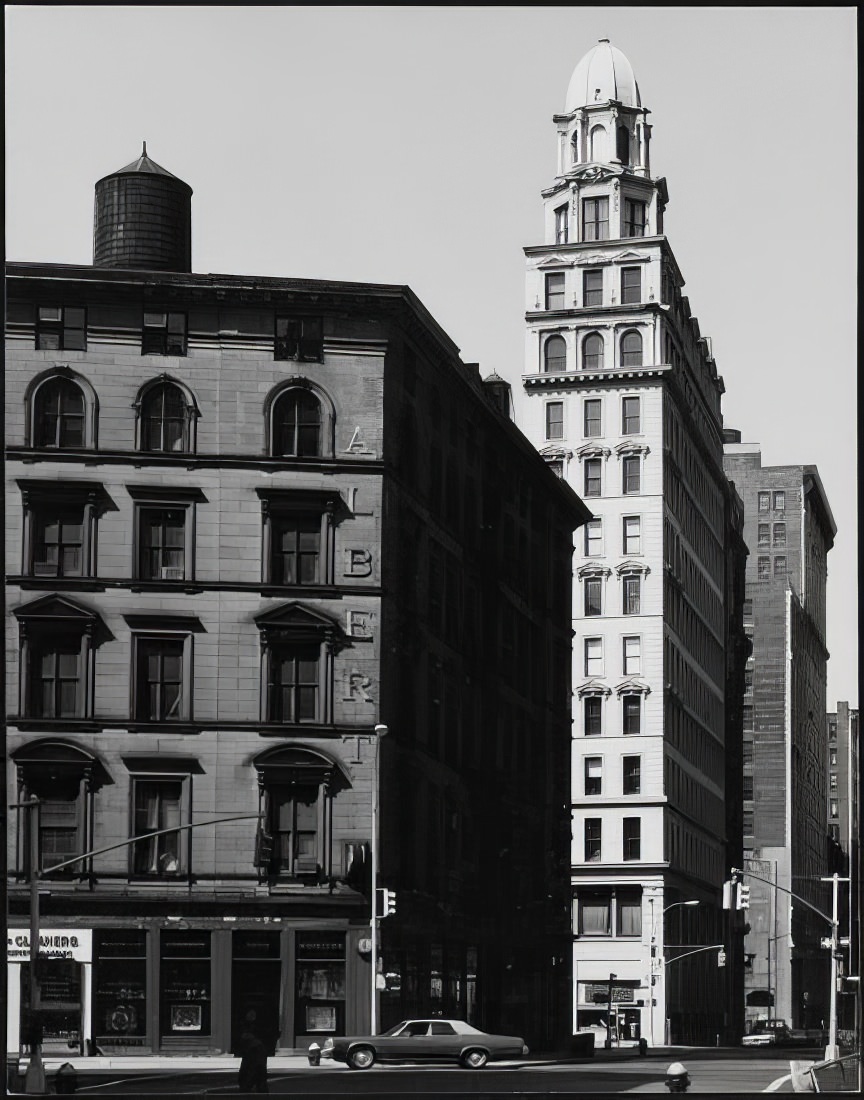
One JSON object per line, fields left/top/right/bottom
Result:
{"left": 238, "top": 1028, "right": 269, "bottom": 1094}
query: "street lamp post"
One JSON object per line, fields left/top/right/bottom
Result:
{"left": 649, "top": 899, "right": 699, "bottom": 1048}
{"left": 370, "top": 724, "right": 388, "bottom": 1037}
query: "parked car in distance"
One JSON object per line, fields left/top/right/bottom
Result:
{"left": 321, "top": 1018, "right": 529, "bottom": 1069}
{"left": 742, "top": 1020, "right": 810, "bottom": 1048}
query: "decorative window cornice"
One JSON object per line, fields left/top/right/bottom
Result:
{"left": 577, "top": 564, "right": 612, "bottom": 579}
{"left": 615, "top": 441, "right": 650, "bottom": 457}
{"left": 576, "top": 679, "right": 611, "bottom": 699}
{"left": 615, "top": 678, "right": 651, "bottom": 697}
{"left": 576, "top": 443, "right": 611, "bottom": 460}
{"left": 540, "top": 444, "right": 574, "bottom": 460}
{"left": 616, "top": 560, "right": 650, "bottom": 576}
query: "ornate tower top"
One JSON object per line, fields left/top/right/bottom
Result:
{"left": 565, "top": 39, "right": 642, "bottom": 111}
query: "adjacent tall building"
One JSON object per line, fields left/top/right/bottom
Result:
{"left": 5, "top": 149, "right": 589, "bottom": 1060}
{"left": 722, "top": 437, "right": 837, "bottom": 1032}
{"left": 509, "top": 40, "right": 748, "bottom": 1045}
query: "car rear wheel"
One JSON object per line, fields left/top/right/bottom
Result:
{"left": 461, "top": 1048, "right": 489, "bottom": 1069}
{"left": 348, "top": 1045, "right": 376, "bottom": 1070}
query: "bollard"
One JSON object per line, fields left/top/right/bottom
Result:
{"left": 665, "top": 1061, "right": 690, "bottom": 1093}
{"left": 638, "top": 1037, "right": 648, "bottom": 1056}
{"left": 308, "top": 1042, "right": 321, "bottom": 1066}
{"left": 55, "top": 1063, "right": 78, "bottom": 1094}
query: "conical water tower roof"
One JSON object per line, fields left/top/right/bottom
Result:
{"left": 97, "top": 143, "right": 191, "bottom": 190}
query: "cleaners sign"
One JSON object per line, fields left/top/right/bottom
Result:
{"left": 7, "top": 929, "right": 92, "bottom": 963}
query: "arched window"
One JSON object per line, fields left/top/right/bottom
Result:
{"left": 583, "top": 333, "right": 604, "bottom": 371}
{"left": 33, "top": 378, "right": 85, "bottom": 448}
{"left": 590, "top": 125, "right": 606, "bottom": 162}
{"left": 272, "top": 389, "right": 323, "bottom": 458}
{"left": 544, "top": 335, "right": 567, "bottom": 373}
{"left": 621, "top": 331, "right": 643, "bottom": 367}
{"left": 140, "top": 381, "right": 191, "bottom": 452}
{"left": 617, "top": 125, "right": 630, "bottom": 164}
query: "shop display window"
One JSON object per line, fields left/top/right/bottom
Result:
{"left": 231, "top": 931, "right": 281, "bottom": 1055}
{"left": 295, "top": 932, "right": 345, "bottom": 1036}
{"left": 160, "top": 930, "right": 211, "bottom": 1041}
{"left": 94, "top": 930, "right": 148, "bottom": 1050}
{"left": 20, "top": 959, "right": 82, "bottom": 1055}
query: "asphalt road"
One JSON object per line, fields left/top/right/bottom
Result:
{"left": 68, "top": 1050, "right": 810, "bottom": 1095}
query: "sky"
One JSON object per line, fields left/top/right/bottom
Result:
{"left": 5, "top": 5, "right": 858, "bottom": 706}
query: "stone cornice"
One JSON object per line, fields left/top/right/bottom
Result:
{"left": 524, "top": 366, "right": 670, "bottom": 390}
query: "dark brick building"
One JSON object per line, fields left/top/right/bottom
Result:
{"left": 5, "top": 150, "right": 590, "bottom": 1060}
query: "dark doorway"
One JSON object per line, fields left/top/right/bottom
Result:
{"left": 231, "top": 931, "right": 282, "bottom": 1055}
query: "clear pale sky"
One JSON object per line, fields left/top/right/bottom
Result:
{"left": 5, "top": 5, "right": 858, "bottom": 706}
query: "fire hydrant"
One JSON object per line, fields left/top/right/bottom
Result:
{"left": 665, "top": 1062, "right": 690, "bottom": 1092}
{"left": 308, "top": 1042, "right": 321, "bottom": 1066}
{"left": 55, "top": 1062, "right": 78, "bottom": 1094}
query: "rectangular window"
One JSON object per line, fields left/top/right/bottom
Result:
{"left": 135, "top": 636, "right": 187, "bottom": 721}
{"left": 623, "top": 199, "right": 646, "bottom": 237}
{"left": 38, "top": 787, "right": 82, "bottom": 869}
{"left": 268, "top": 784, "right": 321, "bottom": 875}
{"left": 743, "top": 740, "right": 753, "bottom": 765}
{"left": 31, "top": 635, "right": 81, "bottom": 718}
{"left": 545, "top": 272, "right": 566, "bottom": 311}
{"left": 773, "top": 491, "right": 785, "bottom": 510}
{"left": 622, "top": 817, "right": 641, "bottom": 860}
{"left": 743, "top": 703, "right": 753, "bottom": 731}
{"left": 621, "top": 396, "right": 641, "bottom": 434}
{"left": 160, "top": 930, "right": 211, "bottom": 1038}
{"left": 757, "top": 556, "right": 770, "bottom": 580}
{"left": 774, "top": 555, "right": 786, "bottom": 575}
{"left": 31, "top": 504, "right": 85, "bottom": 577}
{"left": 271, "top": 514, "right": 321, "bottom": 585}
{"left": 623, "top": 574, "right": 641, "bottom": 615}
{"left": 743, "top": 774, "right": 753, "bottom": 800}
{"left": 830, "top": 799, "right": 839, "bottom": 817}
{"left": 268, "top": 644, "right": 320, "bottom": 723}
{"left": 94, "top": 931, "right": 148, "bottom": 1048}
{"left": 275, "top": 316, "right": 324, "bottom": 362}
{"left": 623, "top": 636, "right": 641, "bottom": 675}
{"left": 584, "top": 399, "right": 602, "bottom": 437}
{"left": 138, "top": 507, "right": 187, "bottom": 580}
{"left": 773, "top": 523, "right": 786, "bottom": 546}
{"left": 584, "top": 458, "right": 601, "bottom": 497}
{"left": 758, "top": 523, "right": 770, "bottom": 546}
{"left": 617, "top": 890, "right": 642, "bottom": 935}
{"left": 622, "top": 515, "right": 641, "bottom": 554}
{"left": 142, "top": 311, "right": 187, "bottom": 356}
{"left": 622, "top": 455, "right": 641, "bottom": 494}
{"left": 545, "top": 401, "right": 564, "bottom": 440}
{"left": 744, "top": 668, "right": 753, "bottom": 692}
{"left": 582, "top": 197, "right": 609, "bottom": 241}
{"left": 132, "top": 778, "right": 185, "bottom": 875}
{"left": 758, "top": 492, "right": 770, "bottom": 512}
{"left": 623, "top": 755, "right": 641, "bottom": 795}
{"left": 622, "top": 693, "right": 641, "bottom": 734}
{"left": 584, "top": 757, "right": 602, "bottom": 795}
{"left": 743, "top": 599, "right": 753, "bottom": 619}
{"left": 743, "top": 809, "right": 754, "bottom": 837}
{"left": 584, "top": 637, "right": 603, "bottom": 677}
{"left": 36, "top": 306, "right": 86, "bottom": 351}
{"left": 584, "top": 696, "right": 602, "bottom": 735}
{"left": 585, "top": 519, "right": 603, "bottom": 556}
{"left": 829, "top": 774, "right": 838, "bottom": 791}
{"left": 621, "top": 267, "right": 641, "bottom": 304}
{"left": 554, "top": 204, "right": 569, "bottom": 244}
{"left": 830, "top": 750, "right": 838, "bottom": 767}
{"left": 584, "top": 577, "right": 602, "bottom": 616}
{"left": 584, "top": 819, "right": 602, "bottom": 862}
{"left": 578, "top": 891, "right": 610, "bottom": 934}
{"left": 583, "top": 269, "right": 603, "bottom": 306}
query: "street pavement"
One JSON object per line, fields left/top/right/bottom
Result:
{"left": 17, "top": 1046, "right": 816, "bottom": 1095}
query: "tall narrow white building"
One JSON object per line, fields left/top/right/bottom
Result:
{"left": 510, "top": 41, "right": 748, "bottom": 1045}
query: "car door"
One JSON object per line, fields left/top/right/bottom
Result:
{"left": 427, "top": 1021, "right": 459, "bottom": 1058}
{"left": 389, "top": 1021, "right": 432, "bottom": 1058}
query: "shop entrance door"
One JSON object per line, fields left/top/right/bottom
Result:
{"left": 231, "top": 931, "right": 282, "bottom": 1055}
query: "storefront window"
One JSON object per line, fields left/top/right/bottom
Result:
{"left": 160, "top": 930, "right": 211, "bottom": 1040}
{"left": 21, "top": 959, "right": 82, "bottom": 1055}
{"left": 94, "top": 930, "right": 148, "bottom": 1050}
{"left": 232, "top": 931, "right": 281, "bottom": 1055}
{"left": 295, "top": 932, "right": 345, "bottom": 1036}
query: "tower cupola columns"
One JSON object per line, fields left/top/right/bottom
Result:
{"left": 553, "top": 40, "right": 652, "bottom": 179}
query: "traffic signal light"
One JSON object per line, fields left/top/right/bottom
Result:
{"left": 723, "top": 880, "right": 733, "bottom": 909}
{"left": 737, "top": 884, "right": 751, "bottom": 909}
{"left": 376, "top": 888, "right": 397, "bottom": 918}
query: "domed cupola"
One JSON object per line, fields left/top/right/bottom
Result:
{"left": 565, "top": 39, "right": 641, "bottom": 111}
{"left": 93, "top": 143, "right": 193, "bottom": 272}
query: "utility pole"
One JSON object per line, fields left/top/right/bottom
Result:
{"left": 370, "top": 724, "right": 387, "bottom": 1037}
{"left": 822, "top": 872, "right": 843, "bottom": 1061}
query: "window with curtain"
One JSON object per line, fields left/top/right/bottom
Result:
{"left": 554, "top": 204, "right": 569, "bottom": 244}
{"left": 623, "top": 574, "right": 641, "bottom": 615}
{"left": 131, "top": 778, "right": 184, "bottom": 875}
{"left": 134, "top": 636, "right": 186, "bottom": 721}
{"left": 584, "top": 577, "right": 602, "bottom": 617}
{"left": 578, "top": 891, "right": 611, "bottom": 934}
{"left": 584, "top": 819, "right": 602, "bottom": 862}
{"left": 272, "top": 389, "right": 322, "bottom": 457}
{"left": 266, "top": 784, "right": 320, "bottom": 876}
{"left": 138, "top": 507, "right": 186, "bottom": 580}
{"left": 617, "top": 890, "right": 642, "bottom": 935}
{"left": 584, "top": 695, "right": 602, "bottom": 735}
{"left": 584, "top": 757, "right": 602, "bottom": 795}
{"left": 140, "top": 382, "right": 188, "bottom": 452}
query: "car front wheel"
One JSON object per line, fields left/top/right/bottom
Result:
{"left": 461, "top": 1048, "right": 489, "bottom": 1069}
{"left": 348, "top": 1045, "right": 376, "bottom": 1070}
